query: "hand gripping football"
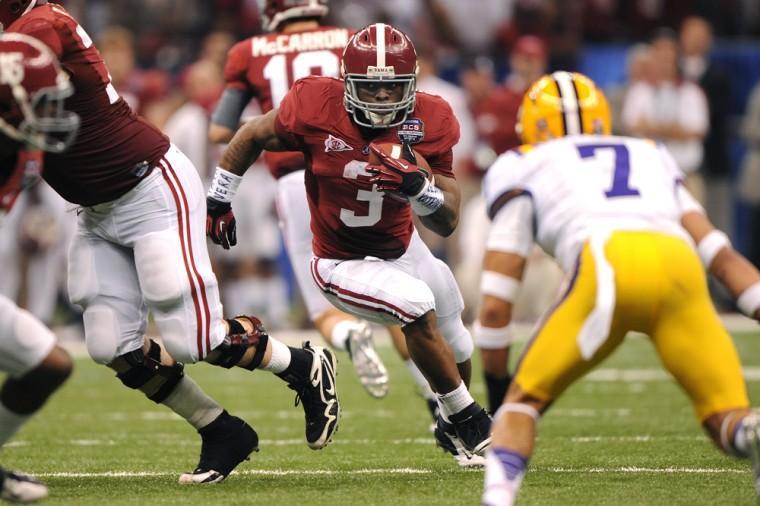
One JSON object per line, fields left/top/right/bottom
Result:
{"left": 367, "top": 143, "right": 432, "bottom": 200}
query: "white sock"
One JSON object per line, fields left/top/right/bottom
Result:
{"left": 260, "top": 337, "right": 291, "bottom": 373}
{"left": 404, "top": 359, "right": 435, "bottom": 399}
{"left": 0, "top": 402, "right": 31, "bottom": 447}
{"left": 437, "top": 381, "right": 475, "bottom": 417}
{"left": 330, "top": 320, "right": 355, "bottom": 351}
{"left": 161, "top": 376, "right": 223, "bottom": 430}
{"left": 483, "top": 449, "right": 526, "bottom": 506}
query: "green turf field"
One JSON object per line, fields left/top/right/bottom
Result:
{"left": 2, "top": 331, "right": 759, "bottom": 505}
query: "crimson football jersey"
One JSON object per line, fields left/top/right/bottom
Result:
{"left": 223, "top": 26, "right": 351, "bottom": 179}
{"left": 274, "top": 76, "right": 460, "bottom": 260}
{"left": 9, "top": 4, "right": 169, "bottom": 206}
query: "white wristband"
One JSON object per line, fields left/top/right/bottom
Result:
{"left": 409, "top": 178, "right": 444, "bottom": 216}
{"left": 737, "top": 282, "right": 760, "bottom": 317}
{"left": 697, "top": 230, "right": 730, "bottom": 267}
{"left": 208, "top": 167, "right": 243, "bottom": 203}
{"left": 472, "top": 320, "right": 515, "bottom": 349}
{"left": 480, "top": 271, "right": 520, "bottom": 302}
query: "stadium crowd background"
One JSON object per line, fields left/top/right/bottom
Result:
{"left": 4, "top": 0, "right": 760, "bottom": 333}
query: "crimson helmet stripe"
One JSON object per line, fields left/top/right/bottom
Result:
{"left": 552, "top": 71, "right": 582, "bottom": 135}
{"left": 375, "top": 23, "right": 386, "bottom": 68}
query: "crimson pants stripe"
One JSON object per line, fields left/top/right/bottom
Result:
{"left": 310, "top": 259, "right": 415, "bottom": 323}
{"left": 159, "top": 160, "right": 207, "bottom": 359}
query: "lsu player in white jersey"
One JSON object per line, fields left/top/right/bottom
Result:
{"left": 480, "top": 71, "right": 760, "bottom": 505}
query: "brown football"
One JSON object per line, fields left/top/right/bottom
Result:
{"left": 368, "top": 143, "right": 433, "bottom": 181}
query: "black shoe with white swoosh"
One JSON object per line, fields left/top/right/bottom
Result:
{"left": 289, "top": 342, "right": 340, "bottom": 450}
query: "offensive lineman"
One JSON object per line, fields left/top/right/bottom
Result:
{"left": 4, "top": 0, "right": 339, "bottom": 484}
{"left": 209, "top": 23, "right": 491, "bottom": 464}
{"left": 0, "top": 32, "right": 77, "bottom": 503}
{"left": 208, "top": 0, "right": 394, "bottom": 400}
{"left": 480, "top": 72, "right": 760, "bottom": 505}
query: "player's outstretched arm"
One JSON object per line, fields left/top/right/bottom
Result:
{"left": 682, "top": 211, "right": 760, "bottom": 321}
{"left": 217, "top": 109, "right": 290, "bottom": 177}
{"left": 207, "top": 109, "right": 292, "bottom": 249}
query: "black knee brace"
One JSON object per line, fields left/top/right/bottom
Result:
{"left": 115, "top": 340, "right": 185, "bottom": 403}
{"left": 206, "top": 316, "right": 269, "bottom": 370}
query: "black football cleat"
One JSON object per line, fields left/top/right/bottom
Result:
{"left": 450, "top": 402, "right": 492, "bottom": 457}
{"left": 178, "top": 411, "right": 258, "bottom": 484}
{"left": 0, "top": 468, "right": 47, "bottom": 503}
{"left": 289, "top": 342, "right": 340, "bottom": 449}
{"left": 434, "top": 417, "right": 486, "bottom": 467}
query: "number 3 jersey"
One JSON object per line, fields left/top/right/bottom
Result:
{"left": 481, "top": 135, "right": 703, "bottom": 271}
{"left": 8, "top": 3, "right": 169, "bottom": 206}
{"left": 274, "top": 76, "right": 460, "bottom": 260}
{"left": 222, "top": 26, "right": 351, "bottom": 179}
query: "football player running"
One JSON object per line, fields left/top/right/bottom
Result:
{"left": 208, "top": 0, "right": 397, "bottom": 400}
{"left": 211, "top": 23, "right": 491, "bottom": 465}
{"left": 480, "top": 72, "right": 760, "bottom": 505}
{"left": 0, "top": 32, "right": 77, "bottom": 503}
{"left": 4, "top": 0, "right": 339, "bottom": 485}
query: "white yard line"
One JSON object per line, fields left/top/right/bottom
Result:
{"left": 35, "top": 468, "right": 433, "bottom": 478}
{"left": 544, "top": 466, "right": 747, "bottom": 474}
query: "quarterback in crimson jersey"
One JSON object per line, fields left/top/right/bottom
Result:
{"left": 6, "top": 0, "right": 340, "bottom": 484}
{"left": 209, "top": 1, "right": 436, "bottom": 404}
{"left": 210, "top": 23, "right": 492, "bottom": 464}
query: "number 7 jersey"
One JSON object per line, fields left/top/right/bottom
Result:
{"left": 482, "top": 135, "right": 701, "bottom": 271}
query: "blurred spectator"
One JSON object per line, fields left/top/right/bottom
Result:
{"left": 608, "top": 43, "right": 657, "bottom": 134}
{"left": 416, "top": 49, "right": 476, "bottom": 176}
{"left": 431, "top": 0, "right": 514, "bottom": 58}
{"left": 199, "top": 31, "right": 236, "bottom": 72}
{"left": 98, "top": 26, "right": 170, "bottom": 115}
{"left": 680, "top": 16, "right": 734, "bottom": 232}
{"left": 0, "top": 183, "right": 74, "bottom": 325}
{"left": 739, "top": 82, "right": 760, "bottom": 268}
{"left": 164, "top": 59, "right": 225, "bottom": 178}
{"left": 622, "top": 31, "right": 708, "bottom": 201}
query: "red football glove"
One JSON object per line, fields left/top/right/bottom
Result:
{"left": 206, "top": 197, "right": 237, "bottom": 249}
{"left": 366, "top": 143, "right": 429, "bottom": 197}
{"left": 0, "top": 149, "right": 43, "bottom": 213}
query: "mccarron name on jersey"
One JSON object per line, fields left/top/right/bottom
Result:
{"left": 251, "top": 28, "right": 351, "bottom": 57}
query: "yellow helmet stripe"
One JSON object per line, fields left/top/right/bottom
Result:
{"left": 552, "top": 71, "right": 582, "bottom": 135}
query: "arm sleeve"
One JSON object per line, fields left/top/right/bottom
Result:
{"left": 481, "top": 150, "right": 524, "bottom": 218}
{"left": 211, "top": 88, "right": 254, "bottom": 130}
{"left": 486, "top": 195, "right": 534, "bottom": 257}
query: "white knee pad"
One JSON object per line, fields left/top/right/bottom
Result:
{"left": 0, "top": 295, "right": 56, "bottom": 377}
{"left": 135, "top": 234, "right": 185, "bottom": 310}
{"left": 83, "top": 305, "right": 123, "bottom": 364}
{"left": 437, "top": 313, "right": 473, "bottom": 363}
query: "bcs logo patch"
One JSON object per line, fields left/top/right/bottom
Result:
{"left": 324, "top": 134, "right": 353, "bottom": 153}
{"left": 397, "top": 118, "right": 424, "bottom": 145}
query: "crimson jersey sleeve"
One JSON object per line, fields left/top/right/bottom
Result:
{"left": 274, "top": 77, "right": 327, "bottom": 149}
{"left": 223, "top": 41, "right": 255, "bottom": 95}
{"left": 414, "top": 93, "right": 460, "bottom": 179}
